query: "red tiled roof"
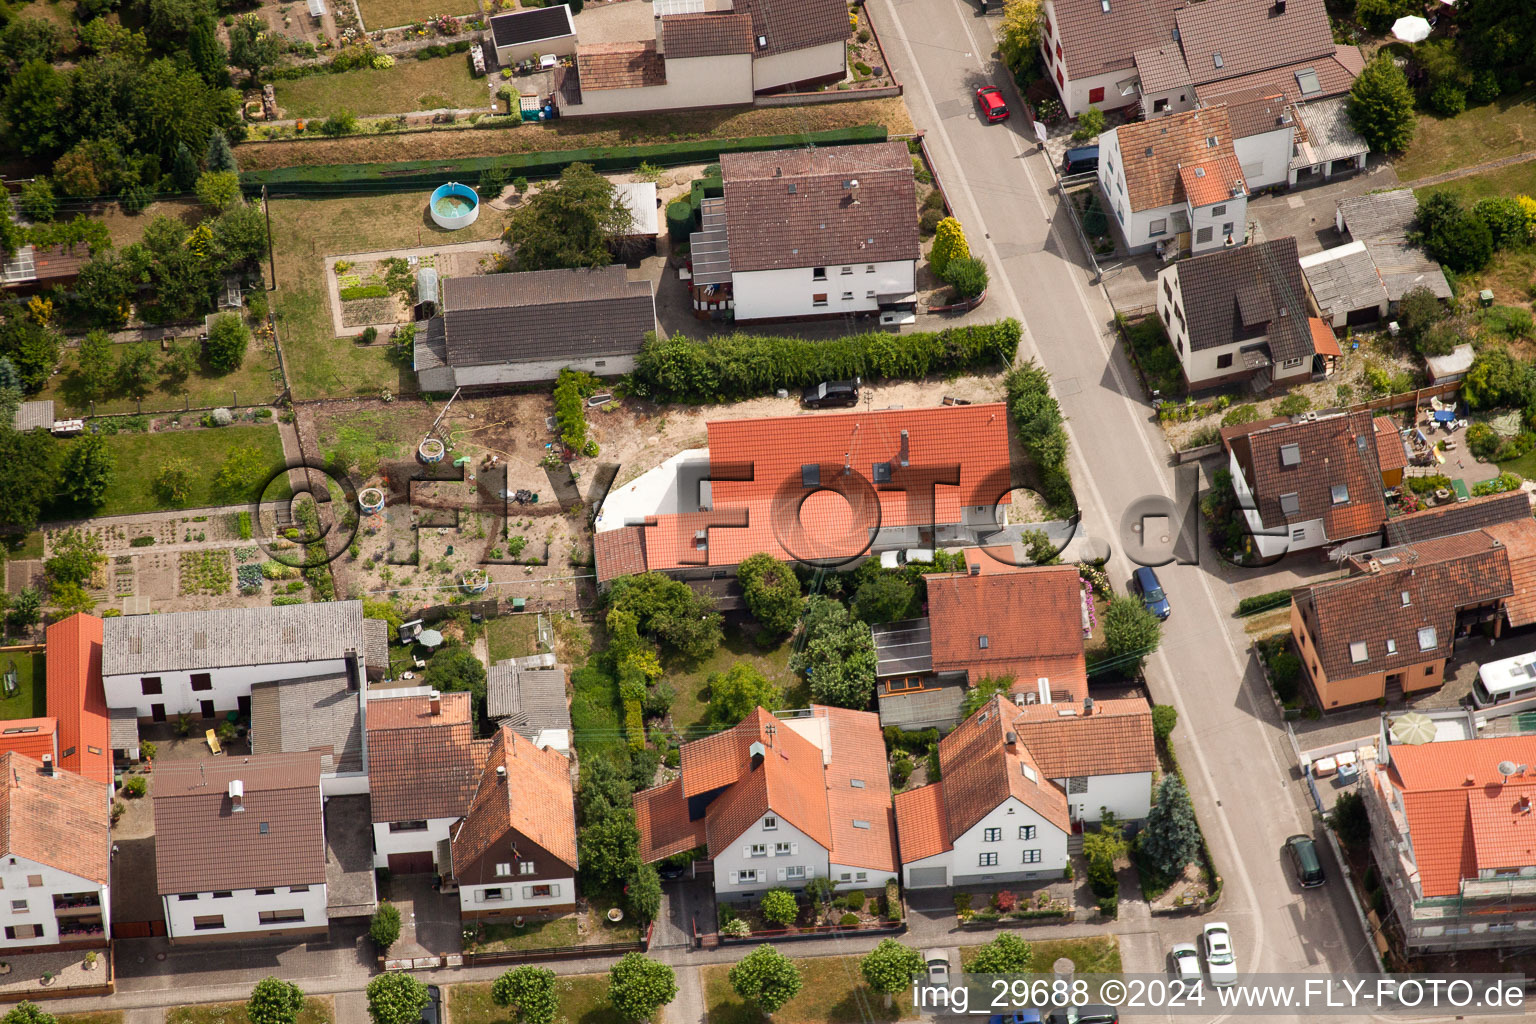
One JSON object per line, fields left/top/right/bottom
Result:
{"left": 1310, "top": 317, "right": 1342, "bottom": 358}
{"left": 1483, "top": 517, "right": 1536, "bottom": 628}
{"left": 634, "top": 778, "right": 707, "bottom": 861}
{"left": 1113, "top": 107, "right": 1245, "bottom": 213}
{"left": 1193, "top": 46, "right": 1363, "bottom": 105}
{"left": 1046, "top": 0, "right": 1184, "bottom": 81}
{"left": 366, "top": 691, "right": 486, "bottom": 824}
{"left": 1385, "top": 737, "right": 1536, "bottom": 897}
{"left": 924, "top": 566, "right": 1088, "bottom": 700}
{"left": 1173, "top": 0, "right": 1334, "bottom": 87}
{"left": 1008, "top": 697, "right": 1156, "bottom": 777}
{"left": 732, "top": 0, "right": 849, "bottom": 59}
{"left": 0, "top": 750, "right": 109, "bottom": 884}
{"left": 577, "top": 42, "right": 666, "bottom": 90}
{"left": 816, "top": 705, "right": 897, "bottom": 872}
{"left": 0, "top": 718, "right": 57, "bottom": 762}
{"left": 635, "top": 404, "right": 1012, "bottom": 573}
{"left": 595, "top": 526, "right": 648, "bottom": 583}
{"left": 453, "top": 726, "right": 576, "bottom": 873}
{"left": 1218, "top": 88, "right": 1293, "bottom": 139}
{"left": 660, "top": 12, "right": 755, "bottom": 57}
{"left": 1226, "top": 411, "right": 1388, "bottom": 541}
{"left": 956, "top": 546, "right": 1033, "bottom": 575}
{"left": 46, "top": 614, "right": 111, "bottom": 786}
{"left": 894, "top": 780, "right": 951, "bottom": 862}
{"left": 937, "top": 696, "right": 1070, "bottom": 839}
{"left": 1371, "top": 414, "right": 1405, "bottom": 470}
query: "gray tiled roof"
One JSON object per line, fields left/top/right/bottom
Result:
{"left": 1290, "top": 95, "right": 1368, "bottom": 166}
{"left": 1383, "top": 491, "right": 1532, "bottom": 547}
{"left": 1337, "top": 189, "right": 1452, "bottom": 301}
{"left": 1300, "top": 242, "right": 1387, "bottom": 324}
{"left": 13, "top": 401, "right": 53, "bottom": 432}
{"left": 1176, "top": 237, "right": 1313, "bottom": 361}
{"left": 250, "top": 673, "right": 363, "bottom": 775}
{"left": 877, "top": 683, "right": 964, "bottom": 730}
{"left": 1048, "top": 0, "right": 1185, "bottom": 81}
{"left": 102, "top": 601, "right": 367, "bottom": 677}
{"left": 661, "top": 12, "right": 755, "bottom": 57}
{"left": 109, "top": 706, "right": 139, "bottom": 751}
{"left": 486, "top": 660, "right": 571, "bottom": 740}
{"left": 440, "top": 268, "right": 656, "bottom": 368}
{"left": 1337, "top": 188, "right": 1418, "bottom": 241}
{"left": 363, "top": 618, "right": 390, "bottom": 675}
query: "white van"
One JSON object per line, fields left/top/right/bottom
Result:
{"left": 1473, "top": 653, "right": 1536, "bottom": 709}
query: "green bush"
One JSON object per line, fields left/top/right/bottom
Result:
{"left": 1237, "top": 590, "right": 1292, "bottom": 616}
{"left": 554, "top": 368, "right": 599, "bottom": 456}
{"left": 1072, "top": 106, "right": 1105, "bottom": 141}
{"left": 340, "top": 284, "right": 390, "bottom": 301}
{"left": 844, "top": 889, "right": 866, "bottom": 912}
{"left": 1269, "top": 650, "right": 1301, "bottom": 703}
{"left": 665, "top": 198, "right": 694, "bottom": 240}
{"left": 1473, "top": 471, "right": 1524, "bottom": 496}
{"left": 839, "top": 912, "right": 861, "bottom": 927}
{"left": 1151, "top": 704, "right": 1177, "bottom": 741}
{"left": 1274, "top": 393, "right": 1311, "bottom": 416}
{"left": 1221, "top": 404, "right": 1260, "bottom": 427}
{"left": 1467, "top": 421, "right": 1501, "bottom": 460}
{"left": 1428, "top": 82, "right": 1466, "bottom": 116}
{"left": 123, "top": 776, "right": 147, "bottom": 798}
{"left": 944, "top": 257, "right": 988, "bottom": 300}
{"left": 1473, "top": 197, "right": 1528, "bottom": 250}
{"left": 632, "top": 321, "right": 1015, "bottom": 402}
{"left": 760, "top": 888, "right": 799, "bottom": 927}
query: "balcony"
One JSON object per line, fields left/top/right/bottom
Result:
{"left": 57, "top": 920, "right": 105, "bottom": 939}
{"left": 52, "top": 893, "right": 102, "bottom": 915}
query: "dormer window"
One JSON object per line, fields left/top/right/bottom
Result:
{"left": 979, "top": 635, "right": 989, "bottom": 649}
{"left": 1212, "top": 52, "right": 1223, "bottom": 68}
{"left": 1350, "top": 641, "right": 1368, "bottom": 664}
{"left": 1331, "top": 484, "right": 1349, "bottom": 505}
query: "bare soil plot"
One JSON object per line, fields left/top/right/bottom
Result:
{"left": 356, "top": 0, "right": 478, "bottom": 30}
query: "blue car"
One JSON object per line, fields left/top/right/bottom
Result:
{"left": 988, "top": 1014, "right": 1043, "bottom": 1024}
{"left": 1133, "top": 566, "right": 1171, "bottom": 619}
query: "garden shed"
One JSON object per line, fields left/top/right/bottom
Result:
{"left": 487, "top": 6, "right": 577, "bottom": 67}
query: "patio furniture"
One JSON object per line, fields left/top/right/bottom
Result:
{"left": 205, "top": 729, "right": 222, "bottom": 755}
{"left": 539, "top": 53, "right": 557, "bottom": 70}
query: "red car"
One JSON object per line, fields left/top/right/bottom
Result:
{"left": 976, "top": 85, "right": 1009, "bottom": 123}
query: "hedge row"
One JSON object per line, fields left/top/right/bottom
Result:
{"left": 1236, "top": 589, "right": 1292, "bottom": 616}
{"left": 629, "top": 320, "right": 1019, "bottom": 403}
{"left": 1004, "top": 360, "right": 1075, "bottom": 517}
{"left": 245, "top": 125, "right": 889, "bottom": 193}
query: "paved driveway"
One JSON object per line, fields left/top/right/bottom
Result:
{"left": 1247, "top": 163, "right": 1402, "bottom": 257}
{"left": 654, "top": 875, "right": 714, "bottom": 950}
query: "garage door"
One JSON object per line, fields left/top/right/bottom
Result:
{"left": 909, "top": 866, "right": 948, "bottom": 888}
{"left": 388, "top": 851, "right": 434, "bottom": 875}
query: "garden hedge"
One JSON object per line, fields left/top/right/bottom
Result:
{"left": 629, "top": 319, "right": 1019, "bottom": 403}
{"left": 244, "top": 125, "right": 889, "bottom": 194}
{"left": 1235, "top": 589, "right": 1292, "bottom": 616}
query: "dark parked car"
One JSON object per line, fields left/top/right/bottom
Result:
{"left": 989, "top": 1014, "right": 1042, "bottom": 1024}
{"left": 1061, "top": 146, "right": 1099, "bottom": 175}
{"left": 1286, "top": 833, "right": 1326, "bottom": 888}
{"left": 802, "top": 378, "right": 861, "bottom": 408}
{"left": 1133, "top": 565, "right": 1171, "bottom": 619}
{"left": 422, "top": 986, "right": 442, "bottom": 1024}
{"left": 1047, "top": 1008, "right": 1117, "bottom": 1024}
{"left": 658, "top": 861, "right": 691, "bottom": 880}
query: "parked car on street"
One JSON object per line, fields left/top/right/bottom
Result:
{"left": 924, "top": 949, "right": 951, "bottom": 986}
{"left": 1203, "top": 922, "right": 1238, "bottom": 986}
{"left": 802, "top": 378, "right": 861, "bottom": 408}
{"left": 1285, "top": 833, "right": 1326, "bottom": 888}
{"left": 1169, "top": 942, "right": 1201, "bottom": 981}
{"left": 1133, "top": 565, "right": 1171, "bottom": 619}
{"left": 421, "top": 985, "right": 442, "bottom": 1024}
{"left": 1062, "top": 146, "right": 1099, "bottom": 175}
{"left": 976, "top": 86, "right": 1009, "bottom": 123}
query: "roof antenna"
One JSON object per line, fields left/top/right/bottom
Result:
{"left": 766, "top": 723, "right": 777, "bottom": 747}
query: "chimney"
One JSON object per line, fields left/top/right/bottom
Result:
{"left": 429, "top": 690, "right": 442, "bottom": 716}
{"left": 228, "top": 779, "right": 245, "bottom": 812}
{"left": 1037, "top": 677, "right": 1052, "bottom": 705}
{"left": 898, "top": 429, "right": 910, "bottom": 467}
{"left": 344, "top": 648, "right": 360, "bottom": 692}
{"left": 1273, "top": 0, "right": 1285, "bottom": 11}
{"left": 749, "top": 741, "right": 766, "bottom": 770}
{"left": 968, "top": 562, "right": 981, "bottom": 576}
{"left": 41, "top": 754, "right": 53, "bottom": 776}
{"left": 1005, "top": 731, "right": 1018, "bottom": 751}
{"left": 1083, "top": 697, "right": 1094, "bottom": 717}
{"left": 496, "top": 765, "right": 508, "bottom": 782}
{"left": 849, "top": 178, "right": 860, "bottom": 204}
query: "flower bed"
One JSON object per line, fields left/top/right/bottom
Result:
{"left": 718, "top": 882, "right": 904, "bottom": 942}
{"left": 954, "top": 889, "right": 1074, "bottom": 928}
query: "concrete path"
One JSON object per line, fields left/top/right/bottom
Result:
{"left": 671, "top": 965, "right": 706, "bottom": 1024}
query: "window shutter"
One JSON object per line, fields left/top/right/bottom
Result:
{"left": 791, "top": 842, "right": 799, "bottom": 855}
{"left": 550, "top": 884, "right": 560, "bottom": 897}
{"left": 777, "top": 867, "right": 786, "bottom": 881}
{"left": 768, "top": 846, "right": 776, "bottom": 857}
{"left": 743, "top": 846, "right": 751, "bottom": 859}
{"left": 806, "top": 866, "right": 814, "bottom": 878}
{"left": 730, "top": 871, "right": 739, "bottom": 885}
{"left": 522, "top": 886, "right": 532, "bottom": 899}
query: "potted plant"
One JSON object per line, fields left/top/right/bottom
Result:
{"left": 84, "top": 951, "right": 99, "bottom": 971}
{"left": 41, "top": 971, "right": 55, "bottom": 986}
{"left": 0, "top": 961, "right": 11, "bottom": 975}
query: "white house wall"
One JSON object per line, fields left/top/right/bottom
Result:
{"left": 571, "top": 53, "right": 753, "bottom": 116}
{"left": 162, "top": 885, "right": 328, "bottom": 942}
{"left": 459, "top": 875, "right": 576, "bottom": 913}
{"left": 0, "top": 855, "right": 109, "bottom": 951}
{"left": 1229, "top": 449, "right": 1320, "bottom": 557}
{"left": 731, "top": 260, "right": 914, "bottom": 321}
{"left": 372, "top": 818, "right": 457, "bottom": 870}
{"left": 829, "top": 861, "right": 893, "bottom": 890}
{"left": 1188, "top": 196, "right": 1247, "bottom": 252}
{"left": 911, "top": 796, "right": 1070, "bottom": 888}
{"left": 1053, "top": 771, "right": 1151, "bottom": 823}
{"left": 446, "top": 353, "right": 638, "bottom": 386}
{"left": 104, "top": 658, "right": 348, "bottom": 719}
{"left": 494, "top": 33, "right": 576, "bottom": 66}
{"left": 1233, "top": 129, "right": 1294, "bottom": 192}
{"left": 751, "top": 41, "right": 845, "bottom": 92}
{"left": 1038, "top": 12, "right": 1137, "bottom": 121}
{"left": 713, "top": 815, "right": 828, "bottom": 899}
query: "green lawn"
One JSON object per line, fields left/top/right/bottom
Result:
{"left": 317, "top": 409, "right": 417, "bottom": 479}
{"left": 0, "top": 651, "right": 46, "bottom": 720}
{"left": 486, "top": 613, "right": 540, "bottom": 662}
{"left": 1393, "top": 89, "right": 1536, "bottom": 183}
{"left": 664, "top": 629, "right": 800, "bottom": 739}
{"left": 39, "top": 334, "right": 282, "bottom": 418}
{"left": 959, "top": 935, "right": 1123, "bottom": 974}
{"left": 167, "top": 998, "right": 333, "bottom": 1024}
{"left": 472, "top": 914, "right": 578, "bottom": 951}
{"left": 449, "top": 974, "right": 621, "bottom": 1024}
{"left": 60, "top": 1013, "right": 126, "bottom": 1024}
{"left": 45, "top": 424, "right": 290, "bottom": 520}
{"left": 275, "top": 56, "right": 488, "bottom": 119}
{"left": 4, "top": 531, "right": 43, "bottom": 560}
{"left": 268, "top": 193, "right": 508, "bottom": 400}
{"left": 355, "top": 0, "right": 477, "bottom": 30}
{"left": 702, "top": 955, "right": 919, "bottom": 1024}
{"left": 1417, "top": 164, "right": 1536, "bottom": 306}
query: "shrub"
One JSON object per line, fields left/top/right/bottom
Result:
{"left": 1426, "top": 209, "right": 1494, "bottom": 273}
{"left": 930, "top": 217, "right": 969, "bottom": 277}
{"left": 1236, "top": 590, "right": 1292, "bottom": 615}
{"left": 1274, "top": 393, "right": 1311, "bottom": 416}
{"left": 361, "top": 326, "right": 378, "bottom": 344}
{"left": 1473, "top": 197, "right": 1527, "bottom": 249}
{"left": 992, "top": 889, "right": 1017, "bottom": 912}
{"left": 370, "top": 903, "right": 402, "bottom": 949}
{"left": 760, "top": 888, "right": 799, "bottom": 927}
{"left": 1072, "top": 106, "right": 1105, "bottom": 141}
{"left": 839, "top": 913, "right": 860, "bottom": 927}
{"left": 1348, "top": 53, "right": 1416, "bottom": 153}
{"left": 553, "top": 368, "right": 599, "bottom": 456}
{"left": 1151, "top": 704, "right": 1177, "bottom": 741}
{"left": 123, "top": 776, "right": 147, "bottom": 798}
{"left": 944, "top": 256, "right": 988, "bottom": 300}
{"left": 1467, "top": 421, "right": 1501, "bottom": 460}
{"left": 891, "top": 752, "right": 913, "bottom": 787}
{"left": 844, "top": 889, "right": 866, "bottom": 912}
{"left": 1473, "top": 471, "right": 1523, "bottom": 497}
{"left": 721, "top": 918, "right": 750, "bottom": 938}
{"left": 1269, "top": 650, "right": 1301, "bottom": 702}
{"left": 1470, "top": 69, "right": 1501, "bottom": 103}
{"left": 919, "top": 207, "right": 944, "bottom": 235}
{"left": 1221, "top": 404, "right": 1260, "bottom": 427}
{"left": 1428, "top": 82, "right": 1466, "bottom": 117}
{"left": 205, "top": 312, "right": 250, "bottom": 373}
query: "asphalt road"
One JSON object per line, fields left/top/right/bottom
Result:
{"left": 863, "top": 0, "right": 1384, "bottom": 1014}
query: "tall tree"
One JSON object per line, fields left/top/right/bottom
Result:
{"left": 1348, "top": 54, "right": 1416, "bottom": 154}
{"left": 187, "top": 14, "right": 228, "bottom": 85}
{"left": 247, "top": 978, "right": 306, "bottom": 1024}
{"left": 205, "top": 129, "right": 238, "bottom": 173}
{"left": 859, "top": 940, "right": 925, "bottom": 1009}
{"left": 728, "top": 946, "right": 802, "bottom": 1015}
{"left": 608, "top": 571, "right": 722, "bottom": 660}
{"left": 505, "top": 162, "right": 633, "bottom": 271}
{"left": 0, "top": 315, "right": 60, "bottom": 392}
{"left": 0, "top": 60, "right": 65, "bottom": 160}
{"left": 57, "top": 434, "right": 115, "bottom": 508}
{"left": 75, "top": 329, "right": 117, "bottom": 400}
{"left": 171, "top": 142, "right": 201, "bottom": 190}
{"left": 365, "top": 973, "right": 428, "bottom": 1024}
{"left": 115, "top": 340, "right": 159, "bottom": 399}
{"left": 0, "top": 427, "right": 58, "bottom": 533}
{"left": 967, "top": 933, "right": 1033, "bottom": 974}
{"left": 737, "top": 553, "right": 802, "bottom": 636}
{"left": 608, "top": 954, "right": 676, "bottom": 1023}
{"left": 1101, "top": 595, "right": 1161, "bottom": 674}
{"left": 790, "top": 597, "right": 877, "bottom": 709}
{"left": 1, "top": 1003, "right": 57, "bottom": 1024}
{"left": 996, "top": 0, "right": 1043, "bottom": 73}
{"left": 205, "top": 311, "right": 249, "bottom": 372}
{"left": 228, "top": 13, "right": 285, "bottom": 82}
{"left": 1140, "top": 774, "right": 1201, "bottom": 878}
{"left": 490, "top": 967, "right": 557, "bottom": 1024}
{"left": 850, "top": 573, "right": 916, "bottom": 624}
{"left": 707, "top": 662, "right": 782, "bottom": 727}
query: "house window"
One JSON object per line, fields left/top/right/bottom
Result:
{"left": 520, "top": 862, "right": 536, "bottom": 875}
{"left": 1212, "top": 205, "right": 1226, "bottom": 217}
{"left": 26, "top": 875, "right": 42, "bottom": 887}
{"left": 841, "top": 292, "right": 853, "bottom": 301}
{"left": 1163, "top": 280, "right": 1172, "bottom": 301}
{"left": 739, "top": 869, "right": 759, "bottom": 884}
{"left": 496, "top": 863, "right": 512, "bottom": 877}
{"left": 1222, "top": 222, "right": 1235, "bottom": 237}
{"left": 840, "top": 266, "right": 853, "bottom": 275}
{"left": 595, "top": 360, "right": 606, "bottom": 368}
{"left": 1088, "top": 86, "right": 1105, "bottom": 103}
{"left": 1056, "top": 67, "right": 1064, "bottom": 87}
{"left": 10, "top": 900, "right": 26, "bottom": 912}
{"left": 1418, "top": 626, "right": 1438, "bottom": 651}
{"left": 1054, "top": 42, "right": 1062, "bottom": 61}
{"left": 177, "top": 894, "right": 198, "bottom": 902}
{"left": 775, "top": 842, "right": 791, "bottom": 854}
{"left": 1023, "top": 850, "right": 1042, "bottom": 864}
{"left": 211, "top": 891, "right": 233, "bottom": 899}
{"left": 812, "top": 267, "right": 827, "bottom": 280}
{"left": 258, "top": 909, "right": 306, "bottom": 924}
{"left": 389, "top": 821, "right": 429, "bottom": 832}
{"left": 984, "top": 827, "right": 1002, "bottom": 842}
{"left": 855, "top": 871, "right": 867, "bottom": 882}
{"left": 979, "top": 852, "right": 998, "bottom": 867}
{"left": 1149, "top": 218, "right": 1167, "bottom": 236}
{"left": 256, "top": 889, "right": 276, "bottom": 896}
{"left": 1216, "top": 353, "right": 1233, "bottom": 369}
{"left": 523, "top": 884, "right": 558, "bottom": 899}
{"left": 1153, "top": 98, "right": 1169, "bottom": 113}
{"left": 475, "top": 889, "right": 506, "bottom": 902}
{"left": 1162, "top": 307, "right": 1170, "bottom": 328}
{"left": 88, "top": 745, "right": 102, "bottom": 755}
{"left": 1067, "top": 777, "right": 1088, "bottom": 794}
{"left": 141, "top": 677, "right": 162, "bottom": 695}
{"left": 1425, "top": 665, "right": 1436, "bottom": 676}
{"left": 812, "top": 294, "right": 828, "bottom": 307}
{"left": 60, "top": 747, "right": 74, "bottom": 759}
{"left": 1291, "top": 528, "right": 1305, "bottom": 541}
{"left": 866, "top": 290, "right": 876, "bottom": 300}
{"left": 1350, "top": 641, "right": 1369, "bottom": 664}
{"left": 192, "top": 915, "right": 225, "bottom": 931}
{"left": 4, "top": 925, "right": 42, "bottom": 939}
{"left": 190, "top": 673, "right": 212, "bottom": 691}
{"left": 1019, "top": 826, "right": 1036, "bottom": 840}
{"left": 1387, "top": 639, "right": 1397, "bottom": 654}
{"left": 839, "top": 873, "right": 852, "bottom": 882}
{"left": 1196, "top": 226, "right": 1213, "bottom": 244}
{"left": 751, "top": 844, "right": 767, "bottom": 857}
{"left": 865, "top": 265, "right": 876, "bottom": 273}
{"left": 1283, "top": 358, "right": 1303, "bottom": 368}
{"left": 786, "top": 865, "right": 806, "bottom": 880}
{"left": 763, "top": 817, "right": 778, "bottom": 830}
{"left": 289, "top": 886, "right": 310, "bottom": 893}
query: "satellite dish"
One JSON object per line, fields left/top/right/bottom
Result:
{"left": 1498, "top": 760, "right": 1519, "bottom": 781}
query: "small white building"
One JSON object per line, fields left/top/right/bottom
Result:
{"left": 367, "top": 690, "right": 485, "bottom": 874}
{"left": 633, "top": 705, "right": 898, "bottom": 900}
{"left": 894, "top": 695, "right": 1155, "bottom": 889}
{"left": 1099, "top": 106, "right": 1248, "bottom": 256}
{"left": 448, "top": 726, "right": 578, "bottom": 919}
{"left": 102, "top": 602, "right": 372, "bottom": 722}
{"left": 688, "top": 141, "right": 919, "bottom": 321}
{"left": 486, "top": 6, "right": 576, "bottom": 66}
{"left": 154, "top": 753, "right": 329, "bottom": 944}
{"left": 0, "top": 752, "right": 110, "bottom": 952}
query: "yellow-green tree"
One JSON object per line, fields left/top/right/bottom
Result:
{"left": 930, "top": 217, "right": 970, "bottom": 277}
{"left": 998, "top": 0, "right": 1044, "bottom": 73}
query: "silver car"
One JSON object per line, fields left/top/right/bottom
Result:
{"left": 923, "top": 949, "right": 951, "bottom": 986}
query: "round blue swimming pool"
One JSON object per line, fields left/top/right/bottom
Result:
{"left": 429, "top": 182, "right": 479, "bottom": 229}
